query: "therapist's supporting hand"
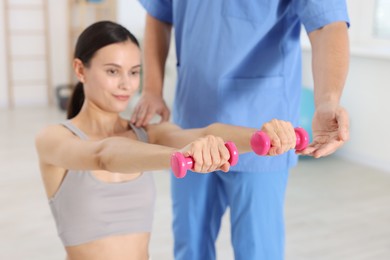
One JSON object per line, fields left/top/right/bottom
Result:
{"left": 298, "top": 102, "right": 349, "bottom": 158}
{"left": 131, "top": 92, "right": 170, "bottom": 127}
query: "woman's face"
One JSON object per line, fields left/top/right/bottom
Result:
{"left": 77, "top": 40, "right": 141, "bottom": 113}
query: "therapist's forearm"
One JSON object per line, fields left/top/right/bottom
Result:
{"left": 143, "top": 14, "right": 172, "bottom": 95}
{"left": 308, "top": 21, "right": 349, "bottom": 108}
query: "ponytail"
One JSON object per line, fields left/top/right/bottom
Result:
{"left": 67, "top": 82, "right": 85, "bottom": 119}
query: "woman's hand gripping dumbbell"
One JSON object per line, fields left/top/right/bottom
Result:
{"left": 171, "top": 137, "right": 239, "bottom": 178}
{"left": 250, "top": 120, "right": 309, "bottom": 156}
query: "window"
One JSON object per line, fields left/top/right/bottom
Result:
{"left": 374, "top": 0, "right": 390, "bottom": 39}
{"left": 345, "top": 0, "right": 390, "bottom": 52}
{"left": 300, "top": 1, "right": 390, "bottom": 58}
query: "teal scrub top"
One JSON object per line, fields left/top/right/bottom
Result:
{"left": 139, "top": 0, "right": 350, "bottom": 172}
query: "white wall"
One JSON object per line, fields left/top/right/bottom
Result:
{"left": 117, "top": 0, "right": 145, "bottom": 40}
{"left": 0, "top": 2, "right": 7, "bottom": 107}
{"left": 117, "top": 0, "right": 177, "bottom": 110}
{"left": 47, "top": 0, "right": 69, "bottom": 99}
{"left": 0, "top": 0, "right": 69, "bottom": 108}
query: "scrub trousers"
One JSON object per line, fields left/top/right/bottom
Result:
{"left": 171, "top": 169, "right": 289, "bottom": 260}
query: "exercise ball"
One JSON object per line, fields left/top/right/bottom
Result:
{"left": 299, "top": 87, "right": 315, "bottom": 142}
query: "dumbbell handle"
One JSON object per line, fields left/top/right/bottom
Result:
{"left": 171, "top": 141, "right": 239, "bottom": 178}
{"left": 250, "top": 127, "right": 309, "bottom": 156}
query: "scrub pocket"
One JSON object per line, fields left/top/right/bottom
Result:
{"left": 222, "top": 0, "right": 271, "bottom": 22}
{"left": 217, "top": 76, "right": 288, "bottom": 127}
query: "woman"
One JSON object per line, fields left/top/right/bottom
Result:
{"left": 35, "top": 21, "right": 297, "bottom": 260}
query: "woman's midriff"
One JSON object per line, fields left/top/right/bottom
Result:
{"left": 65, "top": 232, "right": 150, "bottom": 260}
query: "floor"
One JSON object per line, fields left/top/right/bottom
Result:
{"left": 1, "top": 106, "right": 390, "bottom": 260}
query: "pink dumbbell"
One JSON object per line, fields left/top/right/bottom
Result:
{"left": 171, "top": 141, "right": 239, "bottom": 178}
{"left": 250, "top": 127, "right": 309, "bottom": 156}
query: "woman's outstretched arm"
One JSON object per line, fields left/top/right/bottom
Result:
{"left": 35, "top": 124, "right": 229, "bottom": 174}
{"left": 147, "top": 120, "right": 297, "bottom": 156}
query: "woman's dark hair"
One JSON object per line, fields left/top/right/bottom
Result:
{"left": 67, "top": 21, "right": 139, "bottom": 119}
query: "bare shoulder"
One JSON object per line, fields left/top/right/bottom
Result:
{"left": 35, "top": 124, "right": 75, "bottom": 154}
{"left": 35, "top": 124, "right": 72, "bottom": 142}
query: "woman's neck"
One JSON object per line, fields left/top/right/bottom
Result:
{"left": 72, "top": 103, "right": 129, "bottom": 137}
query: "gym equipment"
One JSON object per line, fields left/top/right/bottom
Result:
{"left": 171, "top": 141, "right": 239, "bottom": 178}
{"left": 55, "top": 84, "right": 72, "bottom": 111}
{"left": 250, "top": 127, "right": 309, "bottom": 156}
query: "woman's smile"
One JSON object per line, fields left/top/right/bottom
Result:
{"left": 113, "top": 94, "right": 130, "bottom": 101}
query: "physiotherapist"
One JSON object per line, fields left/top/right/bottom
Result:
{"left": 132, "top": 1, "right": 351, "bottom": 259}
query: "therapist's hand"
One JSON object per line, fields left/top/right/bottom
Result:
{"left": 298, "top": 102, "right": 349, "bottom": 158}
{"left": 131, "top": 92, "right": 170, "bottom": 127}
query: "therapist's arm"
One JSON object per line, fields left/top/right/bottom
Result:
{"left": 131, "top": 14, "right": 172, "bottom": 126}
{"left": 300, "top": 21, "right": 350, "bottom": 158}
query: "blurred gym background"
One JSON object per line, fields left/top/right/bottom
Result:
{"left": 0, "top": 1, "right": 389, "bottom": 259}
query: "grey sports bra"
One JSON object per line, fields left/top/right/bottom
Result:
{"left": 49, "top": 120, "right": 156, "bottom": 246}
